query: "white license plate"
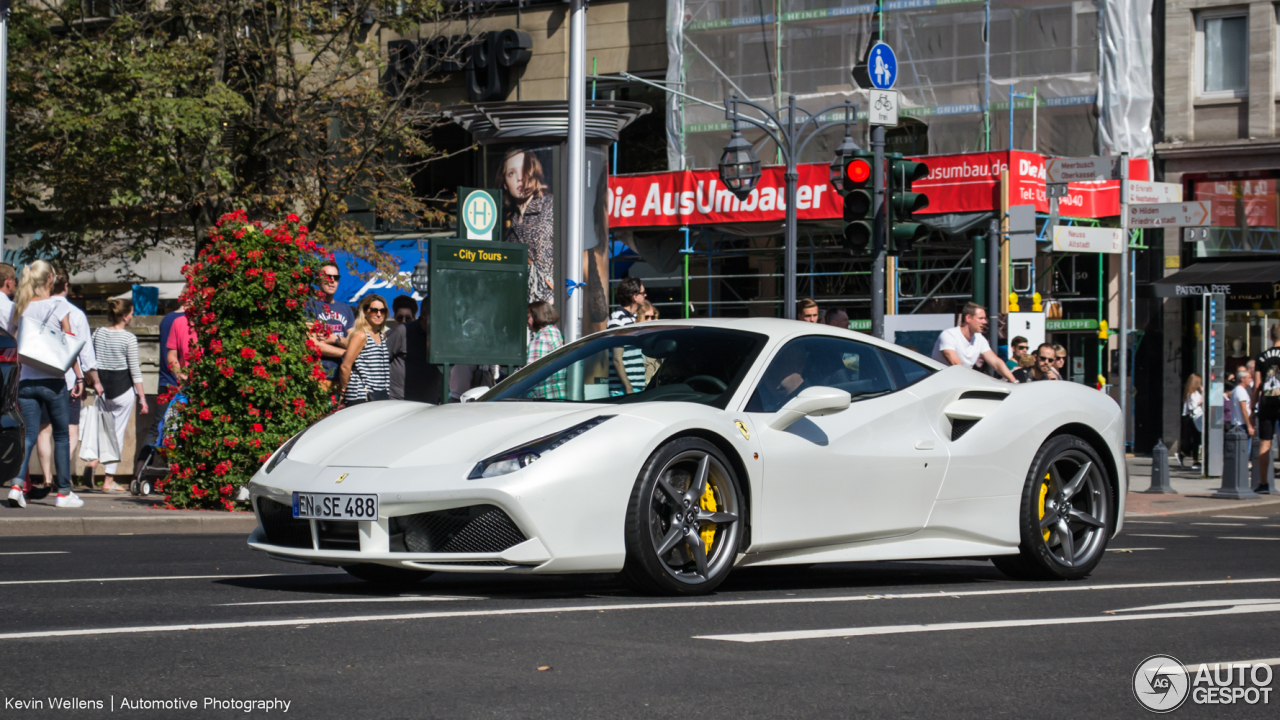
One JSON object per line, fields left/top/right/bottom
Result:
{"left": 292, "top": 492, "right": 378, "bottom": 520}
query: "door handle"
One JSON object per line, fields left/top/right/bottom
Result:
{"left": 915, "top": 440, "right": 935, "bottom": 450}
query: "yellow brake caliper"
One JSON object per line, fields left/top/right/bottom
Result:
{"left": 699, "top": 483, "right": 718, "bottom": 553}
{"left": 1039, "top": 473, "right": 1051, "bottom": 541}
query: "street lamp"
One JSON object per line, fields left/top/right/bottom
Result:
{"left": 716, "top": 96, "right": 859, "bottom": 319}
{"left": 411, "top": 239, "right": 430, "bottom": 295}
{"left": 829, "top": 133, "right": 861, "bottom": 192}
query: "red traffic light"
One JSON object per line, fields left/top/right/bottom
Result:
{"left": 846, "top": 159, "right": 871, "bottom": 184}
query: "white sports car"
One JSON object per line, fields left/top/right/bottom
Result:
{"left": 247, "top": 318, "right": 1125, "bottom": 595}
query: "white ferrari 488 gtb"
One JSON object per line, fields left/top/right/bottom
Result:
{"left": 247, "top": 318, "right": 1125, "bottom": 595}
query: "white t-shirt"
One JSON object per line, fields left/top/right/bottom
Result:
{"left": 17, "top": 298, "right": 74, "bottom": 381}
{"left": 53, "top": 296, "right": 95, "bottom": 389}
{"left": 931, "top": 326, "right": 991, "bottom": 369}
{"left": 0, "top": 292, "right": 12, "bottom": 335}
{"left": 1230, "top": 384, "right": 1252, "bottom": 426}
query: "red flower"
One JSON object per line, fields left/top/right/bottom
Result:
{"left": 198, "top": 409, "right": 213, "bottom": 421}
{"left": 247, "top": 406, "right": 260, "bottom": 417}
{"left": 287, "top": 213, "right": 300, "bottom": 222}
{"left": 286, "top": 298, "right": 298, "bottom": 309}
{"left": 240, "top": 347, "right": 256, "bottom": 360}
{"left": 269, "top": 355, "right": 281, "bottom": 364}
{"left": 220, "top": 484, "right": 234, "bottom": 496}
{"left": 252, "top": 423, "right": 264, "bottom": 433}
{"left": 191, "top": 485, "right": 208, "bottom": 498}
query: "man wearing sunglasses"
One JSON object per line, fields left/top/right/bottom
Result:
{"left": 1005, "top": 335, "right": 1028, "bottom": 370}
{"left": 305, "top": 263, "right": 356, "bottom": 386}
{"left": 1012, "top": 343, "right": 1061, "bottom": 383}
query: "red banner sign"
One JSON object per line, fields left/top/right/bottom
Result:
{"left": 607, "top": 152, "right": 1150, "bottom": 229}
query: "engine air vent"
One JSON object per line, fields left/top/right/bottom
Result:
{"left": 390, "top": 505, "right": 527, "bottom": 554}
{"left": 959, "top": 390, "right": 1008, "bottom": 402}
{"left": 951, "top": 418, "right": 979, "bottom": 441}
{"left": 257, "top": 498, "right": 312, "bottom": 549}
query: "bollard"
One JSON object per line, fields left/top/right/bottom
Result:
{"left": 1144, "top": 438, "right": 1175, "bottom": 493}
{"left": 1213, "top": 425, "right": 1261, "bottom": 500}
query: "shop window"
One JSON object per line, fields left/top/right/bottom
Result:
{"left": 1196, "top": 10, "right": 1249, "bottom": 98}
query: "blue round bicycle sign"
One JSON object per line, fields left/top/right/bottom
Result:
{"left": 869, "top": 43, "right": 897, "bottom": 90}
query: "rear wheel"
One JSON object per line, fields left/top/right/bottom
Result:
{"left": 993, "top": 434, "right": 1113, "bottom": 580}
{"left": 622, "top": 438, "right": 745, "bottom": 596}
{"left": 342, "top": 563, "right": 434, "bottom": 586}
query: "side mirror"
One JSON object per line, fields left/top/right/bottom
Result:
{"left": 768, "top": 386, "right": 851, "bottom": 431}
{"left": 460, "top": 386, "right": 489, "bottom": 403}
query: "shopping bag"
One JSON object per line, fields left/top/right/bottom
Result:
{"left": 95, "top": 402, "right": 121, "bottom": 466}
{"left": 17, "top": 309, "right": 85, "bottom": 375}
{"left": 78, "top": 398, "right": 100, "bottom": 463}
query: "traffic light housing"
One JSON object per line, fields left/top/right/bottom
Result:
{"left": 888, "top": 154, "right": 930, "bottom": 254}
{"left": 842, "top": 151, "right": 874, "bottom": 254}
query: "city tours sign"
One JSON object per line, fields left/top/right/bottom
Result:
{"left": 1051, "top": 225, "right": 1124, "bottom": 254}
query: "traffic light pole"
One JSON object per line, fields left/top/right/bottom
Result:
{"left": 987, "top": 216, "right": 1000, "bottom": 352}
{"left": 871, "top": 125, "right": 886, "bottom": 339}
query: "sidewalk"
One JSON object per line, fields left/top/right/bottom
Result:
{"left": 0, "top": 486, "right": 257, "bottom": 536}
{"left": 1125, "top": 455, "right": 1280, "bottom": 517}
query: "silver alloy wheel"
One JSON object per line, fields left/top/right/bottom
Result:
{"left": 646, "top": 449, "right": 741, "bottom": 584}
{"left": 1039, "top": 449, "right": 1109, "bottom": 568}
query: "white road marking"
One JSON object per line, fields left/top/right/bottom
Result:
{"left": 1108, "top": 598, "right": 1280, "bottom": 613}
{"left": 1127, "top": 534, "right": 1196, "bottom": 538}
{"left": 1185, "top": 658, "right": 1280, "bottom": 673}
{"left": 1193, "top": 523, "right": 1245, "bottom": 527}
{"left": 1106, "top": 548, "right": 1163, "bottom": 552}
{"left": 0, "top": 572, "right": 343, "bottom": 587}
{"left": 1212, "top": 516, "right": 1269, "bottom": 520}
{"left": 695, "top": 599, "right": 1280, "bottom": 643}
{"left": 0, "top": 551, "right": 69, "bottom": 556}
{"left": 219, "top": 596, "right": 483, "bottom": 607}
{"left": 1219, "top": 537, "right": 1280, "bottom": 541}
{"left": 3, "top": 577, "right": 1280, "bottom": 641}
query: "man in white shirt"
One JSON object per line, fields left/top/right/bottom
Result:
{"left": 931, "top": 302, "right": 1020, "bottom": 383}
{"left": 1231, "top": 367, "right": 1254, "bottom": 438}
{"left": 0, "top": 263, "right": 15, "bottom": 334}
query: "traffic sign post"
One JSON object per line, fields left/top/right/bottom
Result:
{"left": 1045, "top": 156, "right": 1121, "bottom": 184}
{"left": 1128, "top": 201, "right": 1212, "bottom": 228}
{"left": 1126, "top": 180, "right": 1182, "bottom": 205}
{"left": 1051, "top": 225, "right": 1124, "bottom": 254}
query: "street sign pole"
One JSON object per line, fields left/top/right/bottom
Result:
{"left": 871, "top": 125, "right": 886, "bottom": 339}
{"left": 1118, "top": 152, "right": 1130, "bottom": 448}
{"left": 564, "top": 0, "right": 586, "bottom": 342}
{"left": 0, "top": 0, "right": 10, "bottom": 259}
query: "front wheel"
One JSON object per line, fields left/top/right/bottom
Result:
{"left": 622, "top": 438, "right": 745, "bottom": 596}
{"left": 993, "top": 434, "right": 1113, "bottom": 580}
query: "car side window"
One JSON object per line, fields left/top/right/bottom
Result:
{"left": 746, "top": 336, "right": 896, "bottom": 413}
{"left": 881, "top": 349, "right": 936, "bottom": 390}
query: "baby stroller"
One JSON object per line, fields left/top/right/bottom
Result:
{"left": 131, "top": 393, "right": 186, "bottom": 496}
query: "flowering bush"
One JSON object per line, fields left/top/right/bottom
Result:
{"left": 162, "top": 210, "right": 335, "bottom": 510}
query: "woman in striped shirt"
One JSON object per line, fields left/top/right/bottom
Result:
{"left": 92, "top": 298, "right": 149, "bottom": 493}
{"left": 338, "top": 295, "right": 391, "bottom": 407}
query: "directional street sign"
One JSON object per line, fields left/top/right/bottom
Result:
{"left": 1127, "top": 201, "right": 1212, "bottom": 228}
{"left": 868, "top": 89, "right": 898, "bottom": 126}
{"left": 869, "top": 43, "right": 897, "bottom": 90}
{"left": 1126, "top": 180, "right": 1183, "bottom": 204}
{"left": 1051, "top": 225, "right": 1124, "bottom": 254}
{"left": 1045, "top": 156, "right": 1120, "bottom": 184}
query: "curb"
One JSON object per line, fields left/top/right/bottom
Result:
{"left": 1124, "top": 495, "right": 1280, "bottom": 518}
{"left": 0, "top": 515, "right": 258, "bottom": 536}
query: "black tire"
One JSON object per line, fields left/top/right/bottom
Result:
{"left": 342, "top": 563, "right": 434, "bottom": 586}
{"left": 993, "top": 434, "right": 1114, "bottom": 580}
{"left": 622, "top": 437, "right": 746, "bottom": 596}
{"left": 129, "top": 479, "right": 140, "bottom": 496}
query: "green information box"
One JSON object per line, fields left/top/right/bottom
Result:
{"left": 429, "top": 238, "right": 529, "bottom": 366}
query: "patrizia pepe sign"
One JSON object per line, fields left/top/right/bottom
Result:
{"left": 384, "top": 30, "right": 532, "bottom": 101}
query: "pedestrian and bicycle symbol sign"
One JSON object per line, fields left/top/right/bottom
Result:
{"left": 458, "top": 187, "right": 501, "bottom": 241}
{"left": 869, "top": 43, "right": 897, "bottom": 90}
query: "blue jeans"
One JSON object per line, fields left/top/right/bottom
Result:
{"left": 13, "top": 379, "right": 71, "bottom": 492}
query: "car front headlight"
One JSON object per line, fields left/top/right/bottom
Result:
{"left": 264, "top": 431, "right": 306, "bottom": 474}
{"left": 469, "top": 415, "right": 614, "bottom": 479}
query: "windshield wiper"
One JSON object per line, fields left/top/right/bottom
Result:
{"left": 850, "top": 389, "right": 894, "bottom": 403}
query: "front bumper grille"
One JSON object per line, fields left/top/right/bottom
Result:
{"left": 391, "top": 505, "right": 527, "bottom": 554}
{"left": 316, "top": 520, "right": 360, "bottom": 551}
{"left": 257, "top": 498, "right": 311, "bottom": 549}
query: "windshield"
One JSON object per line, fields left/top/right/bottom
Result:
{"left": 483, "top": 325, "right": 768, "bottom": 409}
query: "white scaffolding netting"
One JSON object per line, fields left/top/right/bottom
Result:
{"left": 666, "top": 0, "right": 1153, "bottom": 171}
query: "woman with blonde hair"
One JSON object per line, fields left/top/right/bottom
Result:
{"left": 338, "top": 294, "right": 391, "bottom": 406}
{"left": 92, "top": 298, "right": 148, "bottom": 493}
{"left": 7, "top": 260, "right": 84, "bottom": 509}
{"left": 1180, "top": 373, "right": 1204, "bottom": 469}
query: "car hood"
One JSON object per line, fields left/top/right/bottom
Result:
{"left": 287, "top": 401, "right": 614, "bottom": 469}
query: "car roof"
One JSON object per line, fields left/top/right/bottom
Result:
{"left": 600, "top": 317, "right": 946, "bottom": 370}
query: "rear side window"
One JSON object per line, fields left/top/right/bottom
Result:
{"left": 882, "top": 350, "right": 936, "bottom": 389}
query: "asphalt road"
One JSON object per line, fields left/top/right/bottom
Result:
{"left": 2, "top": 509, "right": 1279, "bottom": 719}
